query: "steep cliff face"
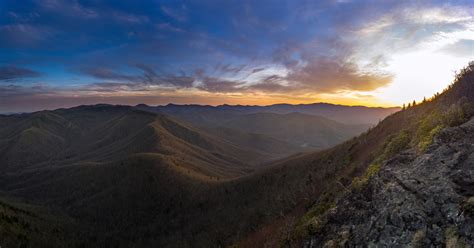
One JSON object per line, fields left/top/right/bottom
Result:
{"left": 304, "top": 118, "right": 474, "bottom": 247}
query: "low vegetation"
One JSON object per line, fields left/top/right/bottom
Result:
{"left": 351, "top": 163, "right": 381, "bottom": 190}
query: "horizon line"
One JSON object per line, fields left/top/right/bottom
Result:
{"left": 0, "top": 101, "right": 401, "bottom": 115}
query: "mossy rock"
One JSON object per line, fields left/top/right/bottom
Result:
{"left": 461, "top": 197, "right": 474, "bottom": 216}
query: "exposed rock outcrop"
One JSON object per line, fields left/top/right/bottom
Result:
{"left": 304, "top": 118, "right": 474, "bottom": 247}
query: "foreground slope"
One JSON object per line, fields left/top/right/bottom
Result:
{"left": 284, "top": 62, "right": 474, "bottom": 247}
{"left": 304, "top": 119, "right": 474, "bottom": 247}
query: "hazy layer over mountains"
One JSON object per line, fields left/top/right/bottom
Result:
{"left": 137, "top": 102, "right": 398, "bottom": 150}
{"left": 139, "top": 102, "right": 399, "bottom": 125}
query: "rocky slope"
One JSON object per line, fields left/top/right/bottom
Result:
{"left": 304, "top": 118, "right": 474, "bottom": 247}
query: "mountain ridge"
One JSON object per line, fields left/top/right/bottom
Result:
{"left": 139, "top": 102, "right": 399, "bottom": 125}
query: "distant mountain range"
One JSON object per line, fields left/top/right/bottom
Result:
{"left": 138, "top": 102, "right": 399, "bottom": 125}
{"left": 137, "top": 102, "right": 396, "bottom": 150}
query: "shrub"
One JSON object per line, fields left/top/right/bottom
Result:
{"left": 292, "top": 191, "right": 337, "bottom": 238}
{"left": 351, "top": 163, "right": 381, "bottom": 190}
{"left": 443, "top": 105, "right": 465, "bottom": 127}
{"left": 442, "top": 100, "right": 473, "bottom": 127}
{"left": 411, "top": 229, "right": 426, "bottom": 248}
{"left": 383, "top": 130, "right": 410, "bottom": 159}
{"left": 462, "top": 197, "right": 474, "bottom": 216}
{"left": 417, "top": 125, "right": 443, "bottom": 152}
{"left": 444, "top": 226, "right": 468, "bottom": 248}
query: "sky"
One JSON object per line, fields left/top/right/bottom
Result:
{"left": 0, "top": 0, "right": 473, "bottom": 113}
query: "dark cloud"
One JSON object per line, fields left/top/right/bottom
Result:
{"left": 262, "top": 74, "right": 285, "bottom": 84}
{"left": 85, "top": 82, "right": 142, "bottom": 92}
{"left": 159, "top": 75, "right": 195, "bottom": 88}
{"left": 0, "top": 84, "right": 25, "bottom": 96}
{"left": 214, "top": 63, "right": 246, "bottom": 74}
{"left": 247, "top": 81, "right": 291, "bottom": 93}
{"left": 0, "top": 66, "right": 41, "bottom": 81}
{"left": 80, "top": 67, "right": 139, "bottom": 82}
{"left": 272, "top": 42, "right": 301, "bottom": 68}
{"left": 134, "top": 64, "right": 160, "bottom": 84}
{"left": 197, "top": 77, "right": 243, "bottom": 93}
{"left": 133, "top": 64, "right": 194, "bottom": 88}
{"left": 81, "top": 64, "right": 195, "bottom": 88}
{"left": 250, "top": 68, "right": 265, "bottom": 74}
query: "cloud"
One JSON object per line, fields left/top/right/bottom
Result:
{"left": 160, "top": 75, "right": 195, "bottom": 88}
{"left": 438, "top": 39, "right": 474, "bottom": 57}
{"left": 197, "top": 77, "right": 243, "bottom": 93}
{"left": 247, "top": 81, "right": 291, "bottom": 93}
{"left": 0, "top": 24, "right": 54, "bottom": 48}
{"left": 111, "top": 11, "right": 149, "bottom": 24}
{"left": 214, "top": 63, "right": 246, "bottom": 74}
{"left": 354, "top": 5, "right": 474, "bottom": 53}
{"left": 403, "top": 6, "right": 472, "bottom": 25}
{"left": 37, "top": 0, "right": 150, "bottom": 25}
{"left": 250, "top": 68, "right": 265, "bottom": 74}
{"left": 272, "top": 42, "right": 301, "bottom": 68}
{"left": 38, "top": 0, "right": 98, "bottom": 19}
{"left": 134, "top": 64, "right": 194, "bottom": 88}
{"left": 157, "top": 23, "right": 184, "bottom": 33}
{"left": 41, "top": 0, "right": 96, "bottom": 18}
{"left": 81, "top": 67, "right": 139, "bottom": 82}
{"left": 286, "top": 57, "right": 393, "bottom": 92}
{"left": 0, "top": 66, "right": 41, "bottom": 81}
{"left": 83, "top": 82, "right": 152, "bottom": 93}
{"left": 161, "top": 5, "right": 188, "bottom": 22}
{"left": 0, "top": 85, "right": 28, "bottom": 97}
{"left": 81, "top": 64, "right": 195, "bottom": 88}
